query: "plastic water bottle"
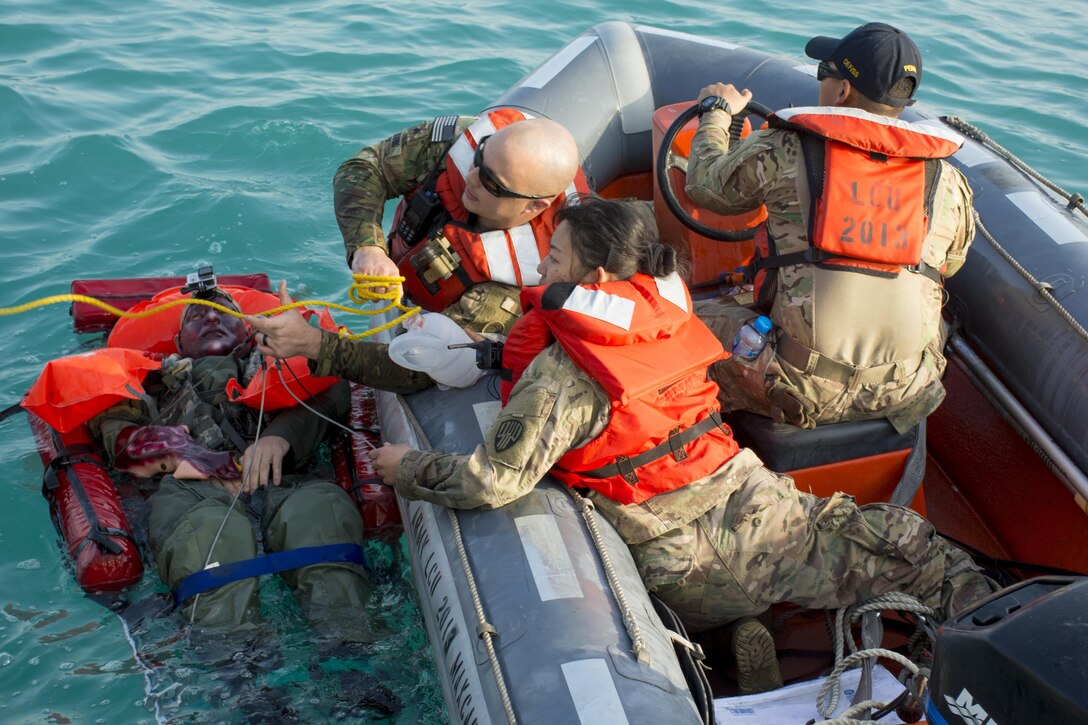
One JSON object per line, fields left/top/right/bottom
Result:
{"left": 731, "top": 316, "right": 773, "bottom": 361}
{"left": 387, "top": 313, "right": 485, "bottom": 388}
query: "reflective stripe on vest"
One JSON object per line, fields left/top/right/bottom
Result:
{"left": 394, "top": 108, "right": 593, "bottom": 311}
{"left": 563, "top": 286, "right": 637, "bottom": 330}
{"left": 772, "top": 106, "right": 964, "bottom": 157}
{"left": 512, "top": 275, "right": 737, "bottom": 504}
{"left": 479, "top": 224, "right": 544, "bottom": 287}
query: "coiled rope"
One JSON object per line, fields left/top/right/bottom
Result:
{"left": 813, "top": 592, "right": 936, "bottom": 724}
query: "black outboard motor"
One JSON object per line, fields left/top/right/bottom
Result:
{"left": 926, "top": 576, "right": 1088, "bottom": 725}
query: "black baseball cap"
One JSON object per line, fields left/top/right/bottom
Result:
{"left": 805, "top": 22, "right": 922, "bottom": 106}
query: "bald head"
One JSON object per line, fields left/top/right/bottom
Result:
{"left": 486, "top": 118, "right": 579, "bottom": 198}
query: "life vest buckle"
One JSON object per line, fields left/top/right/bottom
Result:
{"left": 614, "top": 455, "right": 639, "bottom": 485}
{"left": 668, "top": 427, "right": 689, "bottom": 462}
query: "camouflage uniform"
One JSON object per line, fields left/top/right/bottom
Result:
{"left": 93, "top": 354, "right": 370, "bottom": 632}
{"left": 390, "top": 343, "right": 995, "bottom": 632}
{"left": 327, "top": 116, "right": 536, "bottom": 390}
{"left": 335, "top": 116, "right": 472, "bottom": 266}
{"left": 686, "top": 109, "right": 975, "bottom": 432}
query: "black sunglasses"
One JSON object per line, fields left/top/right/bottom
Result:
{"left": 472, "top": 136, "right": 553, "bottom": 200}
{"left": 816, "top": 60, "right": 844, "bottom": 82}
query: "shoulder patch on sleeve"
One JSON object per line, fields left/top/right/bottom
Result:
{"left": 387, "top": 131, "right": 403, "bottom": 157}
{"left": 487, "top": 385, "right": 557, "bottom": 471}
{"left": 493, "top": 419, "right": 525, "bottom": 452}
{"left": 431, "top": 115, "right": 459, "bottom": 143}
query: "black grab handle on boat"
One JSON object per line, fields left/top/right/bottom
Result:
{"left": 656, "top": 98, "right": 773, "bottom": 242}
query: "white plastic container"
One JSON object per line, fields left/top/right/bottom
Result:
{"left": 387, "top": 312, "right": 485, "bottom": 388}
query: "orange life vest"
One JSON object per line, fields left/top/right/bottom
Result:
{"left": 23, "top": 348, "right": 164, "bottom": 433}
{"left": 505, "top": 274, "right": 739, "bottom": 505}
{"left": 750, "top": 107, "right": 962, "bottom": 306}
{"left": 107, "top": 285, "right": 341, "bottom": 410}
{"left": 391, "top": 109, "right": 591, "bottom": 312}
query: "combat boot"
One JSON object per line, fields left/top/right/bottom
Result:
{"left": 730, "top": 616, "right": 782, "bottom": 695}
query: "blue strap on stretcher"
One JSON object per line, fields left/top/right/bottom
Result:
{"left": 173, "top": 543, "right": 366, "bottom": 604}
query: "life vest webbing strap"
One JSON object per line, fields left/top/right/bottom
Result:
{"left": 173, "top": 543, "right": 367, "bottom": 605}
{"left": 124, "top": 384, "right": 159, "bottom": 421}
{"left": 801, "top": 134, "right": 825, "bottom": 243}
{"left": 776, "top": 333, "right": 923, "bottom": 388}
{"left": 747, "top": 248, "right": 943, "bottom": 285}
{"left": 922, "top": 158, "right": 942, "bottom": 225}
{"left": 343, "top": 436, "right": 383, "bottom": 505}
{"left": 215, "top": 409, "right": 250, "bottom": 454}
{"left": 578, "top": 411, "right": 728, "bottom": 484}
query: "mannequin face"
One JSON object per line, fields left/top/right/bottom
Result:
{"left": 176, "top": 302, "right": 249, "bottom": 358}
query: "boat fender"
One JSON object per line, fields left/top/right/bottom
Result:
{"left": 172, "top": 543, "right": 366, "bottom": 605}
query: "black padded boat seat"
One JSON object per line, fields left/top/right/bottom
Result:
{"left": 723, "top": 410, "right": 919, "bottom": 473}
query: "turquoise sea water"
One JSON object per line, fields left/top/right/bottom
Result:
{"left": 1, "top": 1, "right": 1085, "bottom": 722}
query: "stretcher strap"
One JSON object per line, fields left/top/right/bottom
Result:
{"left": 173, "top": 542, "right": 366, "bottom": 604}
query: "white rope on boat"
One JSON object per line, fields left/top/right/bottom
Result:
{"left": 568, "top": 490, "right": 649, "bottom": 664}
{"left": 816, "top": 647, "right": 920, "bottom": 719}
{"left": 813, "top": 698, "right": 895, "bottom": 725}
{"left": 448, "top": 508, "right": 518, "bottom": 724}
{"left": 816, "top": 592, "right": 936, "bottom": 721}
{"left": 832, "top": 592, "right": 936, "bottom": 659}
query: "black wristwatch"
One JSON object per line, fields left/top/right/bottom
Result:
{"left": 697, "top": 96, "right": 734, "bottom": 115}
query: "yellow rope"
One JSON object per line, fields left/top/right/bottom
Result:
{"left": 0, "top": 274, "right": 420, "bottom": 340}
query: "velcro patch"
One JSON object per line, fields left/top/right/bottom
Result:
{"left": 493, "top": 419, "right": 525, "bottom": 452}
{"left": 431, "top": 115, "right": 459, "bottom": 143}
{"left": 388, "top": 131, "right": 403, "bottom": 157}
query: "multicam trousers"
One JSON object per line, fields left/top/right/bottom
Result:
{"left": 148, "top": 477, "right": 371, "bottom": 634}
{"left": 634, "top": 464, "right": 995, "bottom": 633}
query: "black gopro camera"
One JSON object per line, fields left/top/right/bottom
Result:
{"left": 180, "top": 265, "right": 219, "bottom": 299}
